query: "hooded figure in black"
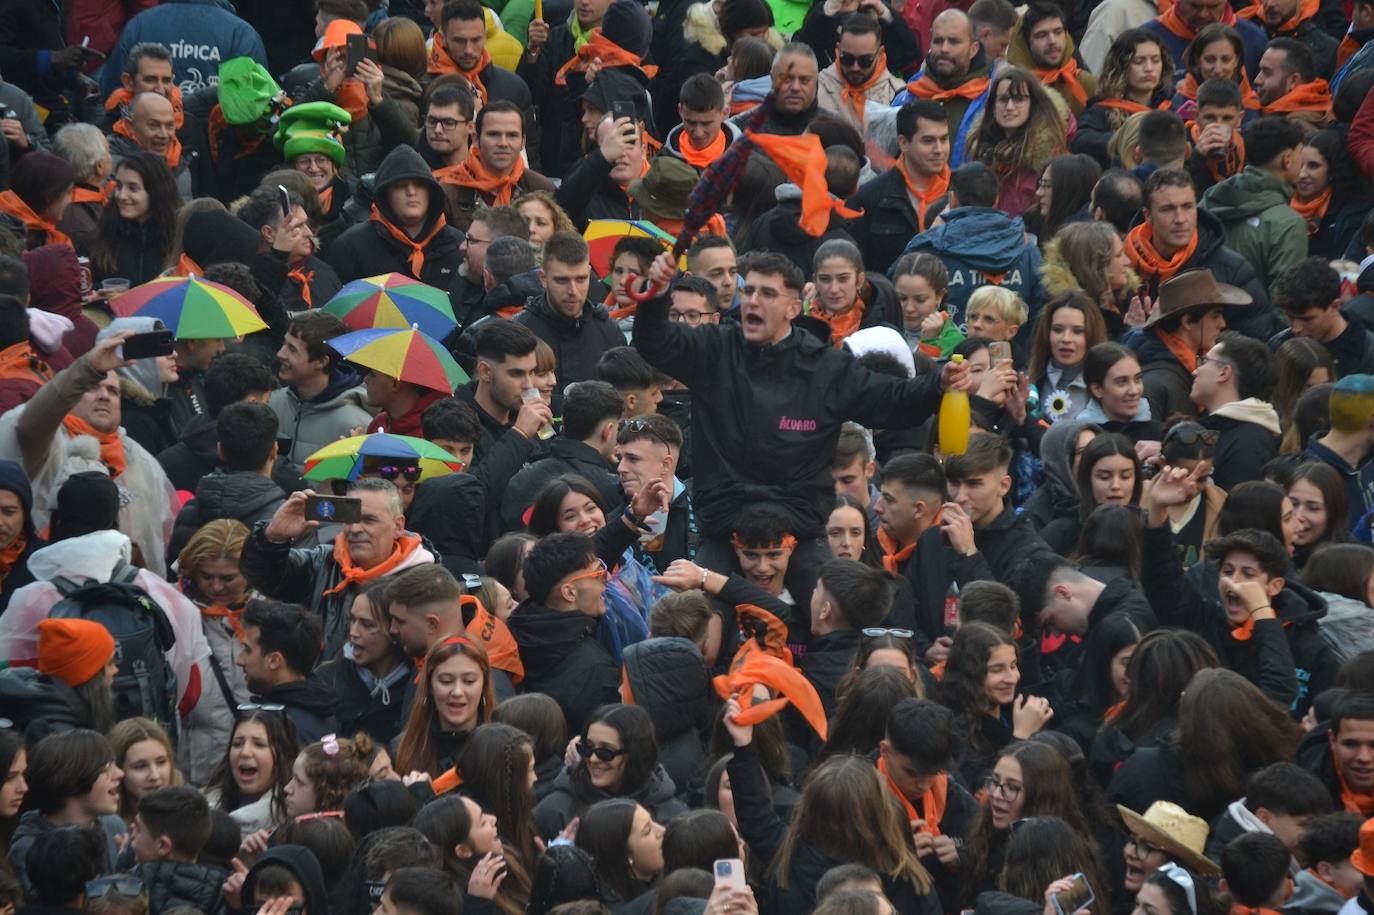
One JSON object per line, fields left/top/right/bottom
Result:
{"left": 0, "top": 458, "right": 39, "bottom": 610}
{"left": 621, "top": 636, "right": 711, "bottom": 795}
{"left": 325, "top": 145, "right": 463, "bottom": 290}
{"left": 241, "top": 845, "right": 330, "bottom": 915}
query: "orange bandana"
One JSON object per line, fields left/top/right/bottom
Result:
{"left": 319, "top": 185, "right": 335, "bottom": 214}
{"left": 811, "top": 301, "right": 864, "bottom": 346}
{"left": 1290, "top": 186, "right": 1332, "bottom": 234}
{"left": 455, "top": 50, "right": 493, "bottom": 104}
{"left": 287, "top": 267, "right": 316, "bottom": 307}
{"left": 878, "top": 757, "right": 947, "bottom": 836}
{"left": 876, "top": 527, "right": 916, "bottom": 575}
{"left": 834, "top": 50, "right": 890, "bottom": 126}
{"left": 113, "top": 117, "right": 183, "bottom": 168}
{"left": 906, "top": 73, "right": 990, "bottom": 101}
{"left": 368, "top": 204, "right": 448, "bottom": 278}
{"left": 433, "top": 147, "right": 526, "bottom": 206}
{"left": 894, "top": 160, "right": 950, "bottom": 233}
{"left": 678, "top": 130, "right": 726, "bottom": 169}
{"left": 1338, "top": 767, "right": 1374, "bottom": 816}
{"left": 712, "top": 638, "right": 828, "bottom": 740}
{"left": 1237, "top": 0, "right": 1317, "bottom": 32}
{"left": 747, "top": 132, "right": 864, "bottom": 236}
{"left": 200, "top": 604, "right": 245, "bottom": 641}
{"left": 1093, "top": 97, "right": 1169, "bottom": 116}
{"left": 1033, "top": 58, "right": 1088, "bottom": 108}
{"left": 1155, "top": 326, "right": 1199, "bottom": 373}
{"left": 427, "top": 38, "right": 459, "bottom": 75}
{"left": 1338, "top": 33, "right": 1363, "bottom": 68}
{"left": 1124, "top": 221, "right": 1199, "bottom": 287}
{"left": 1178, "top": 71, "right": 1261, "bottom": 109}
{"left": 62, "top": 414, "right": 126, "bottom": 477}
{"left": 1230, "top": 615, "right": 1256, "bottom": 641}
{"left": 554, "top": 30, "right": 658, "bottom": 85}
{"left": 71, "top": 181, "right": 113, "bottom": 206}
{"left": 0, "top": 534, "right": 26, "bottom": 584}
{"left": 0, "top": 191, "right": 73, "bottom": 248}
{"left": 322, "top": 531, "right": 424, "bottom": 595}
{"left": 1157, "top": 1, "right": 1236, "bottom": 38}
{"left": 1263, "top": 79, "right": 1333, "bottom": 116}
{"left": 104, "top": 85, "right": 186, "bottom": 129}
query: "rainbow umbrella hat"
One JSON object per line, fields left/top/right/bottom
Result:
{"left": 583, "top": 219, "right": 677, "bottom": 276}
{"left": 303, "top": 433, "right": 463, "bottom": 483}
{"left": 321, "top": 273, "right": 457, "bottom": 339}
{"left": 109, "top": 275, "right": 268, "bottom": 338}
{"left": 328, "top": 325, "right": 467, "bottom": 394}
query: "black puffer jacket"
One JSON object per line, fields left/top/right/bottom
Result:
{"left": 506, "top": 599, "right": 620, "bottom": 735}
{"left": 534, "top": 760, "right": 689, "bottom": 839}
{"left": 170, "top": 470, "right": 287, "bottom": 560}
{"left": 737, "top": 185, "right": 860, "bottom": 278}
{"left": 848, "top": 166, "right": 948, "bottom": 277}
{"left": 132, "top": 859, "right": 229, "bottom": 915}
{"left": 500, "top": 438, "right": 623, "bottom": 532}
{"left": 798, "top": 629, "right": 861, "bottom": 719}
{"left": 0, "top": 667, "right": 83, "bottom": 743}
{"left": 513, "top": 292, "right": 627, "bottom": 389}
{"left": 1132, "top": 329, "right": 1196, "bottom": 424}
{"left": 622, "top": 637, "right": 711, "bottom": 796}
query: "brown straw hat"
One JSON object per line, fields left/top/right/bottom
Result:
{"left": 1116, "top": 802, "right": 1221, "bottom": 876}
{"left": 1143, "top": 268, "right": 1252, "bottom": 329}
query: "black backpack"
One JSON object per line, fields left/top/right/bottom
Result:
{"left": 48, "top": 561, "right": 179, "bottom": 741}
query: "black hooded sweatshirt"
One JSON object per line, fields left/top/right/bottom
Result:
{"left": 325, "top": 145, "right": 463, "bottom": 289}
{"left": 254, "top": 678, "right": 339, "bottom": 746}
{"left": 242, "top": 845, "right": 330, "bottom": 915}
{"left": 0, "top": 459, "right": 38, "bottom": 609}
{"left": 505, "top": 600, "right": 620, "bottom": 735}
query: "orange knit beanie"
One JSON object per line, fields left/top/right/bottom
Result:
{"left": 37, "top": 618, "right": 116, "bottom": 687}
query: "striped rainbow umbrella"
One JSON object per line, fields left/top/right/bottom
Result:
{"left": 583, "top": 219, "right": 676, "bottom": 276}
{"left": 303, "top": 433, "right": 463, "bottom": 482}
{"left": 328, "top": 325, "right": 467, "bottom": 394}
{"left": 321, "top": 273, "right": 457, "bottom": 339}
{"left": 109, "top": 276, "right": 267, "bottom": 338}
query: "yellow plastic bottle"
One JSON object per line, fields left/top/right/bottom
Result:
{"left": 938, "top": 354, "right": 970, "bottom": 456}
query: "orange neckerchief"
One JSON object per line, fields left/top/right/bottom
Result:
{"left": 1093, "top": 97, "right": 1169, "bottom": 116}
{"left": 713, "top": 638, "right": 828, "bottom": 740}
{"left": 287, "top": 266, "right": 315, "bottom": 307}
{"left": 834, "top": 50, "right": 890, "bottom": 126}
{"left": 1263, "top": 79, "right": 1333, "bottom": 115}
{"left": 1338, "top": 767, "right": 1374, "bottom": 816}
{"left": 1230, "top": 614, "right": 1256, "bottom": 641}
{"left": 1237, "top": 0, "right": 1317, "bottom": 32}
{"left": 1231, "top": 907, "right": 1284, "bottom": 915}
{"left": 1033, "top": 58, "right": 1088, "bottom": 108}
{"left": 1290, "top": 186, "right": 1332, "bottom": 234}
{"left": 322, "top": 531, "right": 423, "bottom": 595}
{"left": 876, "top": 527, "right": 917, "bottom": 574}
{"left": 455, "top": 50, "right": 493, "bottom": 104}
{"left": 200, "top": 604, "right": 245, "bottom": 641}
{"left": 1338, "top": 34, "right": 1363, "bottom": 68}
{"left": 62, "top": 414, "right": 126, "bottom": 477}
{"left": 1103, "top": 698, "right": 1126, "bottom": 721}
{"left": 1125, "top": 221, "right": 1199, "bottom": 286}
{"left": 0, "top": 534, "right": 27, "bottom": 583}
{"left": 1155, "top": 326, "right": 1199, "bottom": 373}
{"left": 878, "top": 757, "right": 946, "bottom": 836}
{"left": 172, "top": 252, "right": 203, "bottom": 278}
{"left": 461, "top": 594, "right": 525, "bottom": 683}
{"left": 434, "top": 147, "right": 526, "bottom": 206}
{"left": 0, "top": 342, "right": 52, "bottom": 386}
{"left": 554, "top": 30, "right": 658, "bottom": 85}
{"left": 1176, "top": 71, "right": 1261, "bottom": 109}
{"left": 432, "top": 767, "right": 463, "bottom": 795}
{"left": 104, "top": 85, "right": 186, "bottom": 129}
{"left": 894, "top": 159, "right": 949, "bottom": 233}
{"left": 368, "top": 204, "right": 447, "bottom": 278}
{"left": 0, "top": 191, "right": 73, "bottom": 248}
{"left": 319, "top": 185, "right": 335, "bottom": 214}
{"left": 1157, "top": 1, "right": 1236, "bottom": 38}
{"left": 113, "top": 117, "right": 183, "bottom": 168}
{"left": 811, "top": 302, "right": 864, "bottom": 346}
{"left": 747, "top": 132, "right": 864, "bottom": 236}
{"left": 906, "top": 73, "right": 990, "bottom": 101}
{"left": 678, "top": 129, "right": 727, "bottom": 169}
{"left": 333, "top": 79, "right": 370, "bottom": 123}
{"left": 71, "top": 181, "right": 113, "bottom": 206}
{"left": 1188, "top": 120, "right": 1246, "bottom": 182}
{"left": 428, "top": 38, "right": 459, "bottom": 75}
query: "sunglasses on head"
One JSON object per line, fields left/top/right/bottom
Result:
{"left": 862, "top": 627, "right": 914, "bottom": 639}
{"left": 86, "top": 878, "right": 144, "bottom": 898}
{"left": 839, "top": 51, "right": 878, "bottom": 68}
{"left": 576, "top": 740, "right": 629, "bottom": 762}
{"left": 237, "top": 703, "right": 286, "bottom": 715}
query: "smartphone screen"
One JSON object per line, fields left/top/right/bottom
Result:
{"left": 988, "top": 341, "right": 1012, "bottom": 363}
{"left": 1053, "top": 874, "right": 1094, "bottom": 915}
{"left": 304, "top": 494, "right": 362, "bottom": 524}
{"left": 122, "top": 330, "right": 175, "bottom": 360}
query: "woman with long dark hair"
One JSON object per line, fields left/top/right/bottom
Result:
{"left": 1273, "top": 338, "right": 1334, "bottom": 440}
{"left": 1075, "top": 343, "right": 1162, "bottom": 443}
{"left": 1074, "top": 29, "right": 1173, "bottom": 167}
{"left": 1304, "top": 543, "right": 1374, "bottom": 661}
{"left": 817, "top": 665, "right": 918, "bottom": 762}
{"left": 995, "top": 816, "right": 1111, "bottom": 915}
{"left": 206, "top": 709, "right": 298, "bottom": 836}
{"left": 1043, "top": 432, "right": 1142, "bottom": 554}
{"left": 1057, "top": 612, "right": 1144, "bottom": 752}
{"left": 0, "top": 729, "right": 26, "bottom": 874}
{"left": 1292, "top": 129, "right": 1371, "bottom": 260}
{"left": 1288, "top": 461, "right": 1351, "bottom": 569}
{"left": 1172, "top": 24, "right": 1258, "bottom": 117}
{"left": 414, "top": 789, "right": 533, "bottom": 915}
{"left": 966, "top": 68, "right": 1070, "bottom": 217}
{"left": 394, "top": 636, "right": 496, "bottom": 779}
{"left": 575, "top": 798, "right": 666, "bottom": 906}
{"left": 90, "top": 151, "right": 181, "bottom": 286}
{"left": 1027, "top": 291, "right": 1110, "bottom": 425}
{"left": 1031, "top": 155, "right": 1103, "bottom": 242}
{"left": 492, "top": 693, "right": 568, "bottom": 803}
{"left": 1074, "top": 503, "right": 1146, "bottom": 583}
{"left": 453, "top": 722, "right": 541, "bottom": 886}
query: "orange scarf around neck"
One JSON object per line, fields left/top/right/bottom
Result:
{"left": 1177, "top": 71, "right": 1261, "bottom": 109}
{"left": 1290, "top": 186, "right": 1332, "bottom": 234}
{"left": 1237, "top": 0, "right": 1317, "bottom": 32}
{"left": 0, "top": 191, "right": 73, "bottom": 248}
{"left": 62, "top": 414, "right": 126, "bottom": 477}
{"left": 1157, "top": 1, "right": 1236, "bottom": 38}
{"left": 200, "top": 604, "right": 245, "bottom": 641}
{"left": 434, "top": 147, "right": 526, "bottom": 206}
{"left": 368, "top": 204, "right": 447, "bottom": 278}
{"left": 907, "top": 73, "right": 989, "bottom": 101}
{"left": 287, "top": 266, "right": 316, "bottom": 307}
{"left": 1094, "top": 97, "right": 1167, "bottom": 116}
{"left": 1154, "top": 326, "right": 1199, "bottom": 373}
{"left": 0, "top": 534, "right": 27, "bottom": 584}
{"left": 895, "top": 160, "right": 950, "bottom": 233}
{"left": 1337, "top": 767, "right": 1374, "bottom": 816}
{"left": 104, "top": 85, "right": 186, "bottom": 129}
{"left": 878, "top": 757, "right": 947, "bottom": 836}
{"left": 876, "top": 527, "right": 917, "bottom": 575}
{"left": 678, "top": 129, "right": 727, "bottom": 168}
{"left": 811, "top": 299, "right": 865, "bottom": 347}
{"left": 834, "top": 50, "right": 890, "bottom": 126}
{"left": 427, "top": 38, "right": 459, "bottom": 75}
{"left": 333, "top": 79, "right": 370, "bottom": 123}
{"left": 456, "top": 49, "right": 493, "bottom": 104}
{"left": 1338, "top": 33, "right": 1363, "bottom": 68}
{"left": 1263, "top": 79, "right": 1332, "bottom": 115}
{"left": 1124, "top": 221, "right": 1199, "bottom": 286}
{"left": 322, "top": 531, "right": 423, "bottom": 595}
{"left": 113, "top": 117, "right": 183, "bottom": 168}
{"left": 1188, "top": 120, "right": 1246, "bottom": 182}
{"left": 71, "top": 181, "right": 113, "bottom": 206}
{"left": 1033, "top": 58, "right": 1088, "bottom": 108}
{"left": 554, "top": 30, "right": 658, "bottom": 86}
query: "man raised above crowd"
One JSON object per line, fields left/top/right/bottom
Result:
{"left": 897, "top": 10, "right": 991, "bottom": 166}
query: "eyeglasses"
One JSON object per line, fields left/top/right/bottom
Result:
{"left": 838, "top": 51, "right": 877, "bottom": 68}
{"left": 862, "top": 627, "right": 914, "bottom": 639}
{"left": 576, "top": 739, "right": 629, "bottom": 762}
{"left": 1125, "top": 835, "right": 1165, "bottom": 857}
{"left": 86, "top": 878, "right": 145, "bottom": 897}
{"left": 1195, "top": 354, "right": 1232, "bottom": 371}
{"left": 425, "top": 115, "right": 467, "bottom": 131}
{"left": 237, "top": 703, "right": 286, "bottom": 714}
{"left": 461, "top": 233, "right": 492, "bottom": 248}
{"left": 996, "top": 93, "right": 1031, "bottom": 107}
{"left": 669, "top": 308, "right": 713, "bottom": 325}
{"left": 375, "top": 463, "right": 422, "bottom": 483}
{"left": 565, "top": 558, "right": 609, "bottom": 586}
{"left": 983, "top": 774, "right": 1023, "bottom": 801}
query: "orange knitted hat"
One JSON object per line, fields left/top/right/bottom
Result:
{"left": 37, "top": 618, "right": 116, "bottom": 687}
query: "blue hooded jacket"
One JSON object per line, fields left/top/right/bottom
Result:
{"left": 99, "top": 0, "right": 268, "bottom": 97}
{"left": 0, "top": 458, "right": 38, "bottom": 610}
{"left": 896, "top": 206, "right": 1045, "bottom": 330}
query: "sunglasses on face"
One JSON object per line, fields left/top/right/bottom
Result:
{"left": 576, "top": 740, "right": 629, "bottom": 762}
{"left": 839, "top": 51, "right": 878, "bottom": 68}
{"left": 565, "top": 559, "right": 609, "bottom": 586}
{"left": 375, "top": 464, "right": 422, "bottom": 483}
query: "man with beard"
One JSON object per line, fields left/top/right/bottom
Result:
{"left": 1013, "top": 3, "right": 1097, "bottom": 116}
{"left": 236, "top": 598, "right": 338, "bottom": 745}
{"left": 898, "top": 10, "right": 990, "bottom": 165}
{"left": 729, "top": 43, "right": 820, "bottom": 135}
{"left": 1241, "top": 0, "right": 1337, "bottom": 78}
{"left": 816, "top": 14, "right": 906, "bottom": 131}
{"left": 434, "top": 102, "right": 553, "bottom": 233}
{"left": 1254, "top": 38, "right": 1334, "bottom": 131}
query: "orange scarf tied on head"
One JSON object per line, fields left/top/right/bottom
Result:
{"left": 554, "top": 30, "right": 658, "bottom": 85}
{"left": 834, "top": 50, "right": 890, "bottom": 126}
{"left": 1124, "top": 221, "right": 1199, "bottom": 286}
{"left": 322, "top": 531, "right": 424, "bottom": 595}
{"left": 112, "top": 117, "right": 183, "bottom": 168}
{"left": 1263, "top": 79, "right": 1333, "bottom": 115}
{"left": 906, "top": 73, "right": 990, "bottom": 101}
{"left": 878, "top": 756, "right": 947, "bottom": 836}
{"left": 104, "top": 85, "right": 186, "bottom": 129}
{"left": 1290, "top": 186, "right": 1332, "bottom": 234}
{"left": 1338, "top": 767, "right": 1374, "bottom": 816}
{"left": 876, "top": 527, "right": 917, "bottom": 574}
{"left": 1237, "top": 0, "right": 1317, "bottom": 32}
{"left": 434, "top": 147, "right": 526, "bottom": 206}
{"left": 1188, "top": 120, "right": 1246, "bottom": 183}
{"left": 1157, "top": 1, "right": 1236, "bottom": 38}
{"left": 747, "top": 131, "right": 864, "bottom": 236}
{"left": 1177, "top": 71, "right": 1261, "bottom": 109}
{"left": 368, "top": 204, "right": 448, "bottom": 278}
{"left": 0, "top": 191, "right": 73, "bottom": 248}
{"left": 62, "top": 414, "right": 126, "bottom": 477}
{"left": 1154, "top": 326, "right": 1200, "bottom": 373}
{"left": 1033, "top": 58, "right": 1088, "bottom": 108}
{"left": 894, "top": 160, "right": 950, "bottom": 233}
{"left": 200, "top": 604, "right": 245, "bottom": 641}
{"left": 713, "top": 638, "right": 828, "bottom": 740}
{"left": 0, "top": 534, "right": 27, "bottom": 584}
{"left": 678, "top": 130, "right": 726, "bottom": 169}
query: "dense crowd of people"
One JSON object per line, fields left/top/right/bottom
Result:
{"left": 1, "top": 0, "right": 1374, "bottom": 912}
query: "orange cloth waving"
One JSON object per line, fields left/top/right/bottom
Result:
{"left": 322, "top": 531, "right": 423, "bottom": 595}
{"left": 747, "top": 132, "right": 864, "bottom": 237}
{"left": 554, "top": 30, "right": 658, "bottom": 85}
{"left": 713, "top": 638, "right": 827, "bottom": 740}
